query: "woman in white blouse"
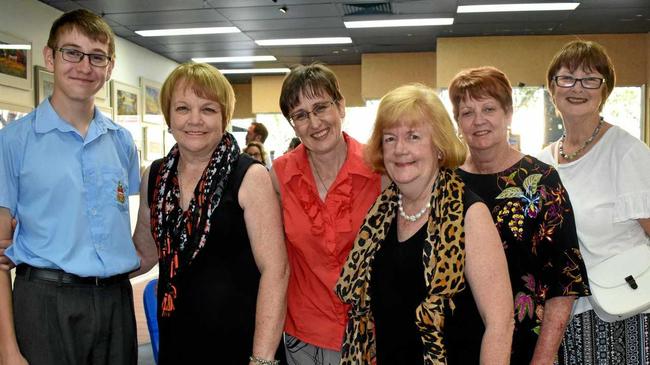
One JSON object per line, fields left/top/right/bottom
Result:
{"left": 537, "top": 40, "right": 650, "bottom": 364}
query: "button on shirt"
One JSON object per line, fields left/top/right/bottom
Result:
{"left": 0, "top": 99, "right": 141, "bottom": 277}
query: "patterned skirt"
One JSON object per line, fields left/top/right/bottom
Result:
{"left": 559, "top": 310, "right": 650, "bottom": 365}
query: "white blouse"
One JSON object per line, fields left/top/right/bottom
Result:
{"left": 537, "top": 125, "right": 650, "bottom": 316}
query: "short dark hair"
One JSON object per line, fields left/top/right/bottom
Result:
{"left": 448, "top": 66, "right": 513, "bottom": 122}
{"left": 279, "top": 63, "right": 343, "bottom": 121}
{"left": 251, "top": 122, "right": 268, "bottom": 143}
{"left": 546, "top": 40, "right": 615, "bottom": 110}
{"left": 48, "top": 9, "right": 115, "bottom": 58}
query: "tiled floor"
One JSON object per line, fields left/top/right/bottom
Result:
{"left": 138, "top": 344, "right": 156, "bottom": 365}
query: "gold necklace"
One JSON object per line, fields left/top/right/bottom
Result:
{"left": 559, "top": 117, "right": 604, "bottom": 161}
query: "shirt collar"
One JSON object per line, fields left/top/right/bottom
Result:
{"left": 34, "top": 98, "right": 119, "bottom": 136}
{"left": 279, "top": 132, "right": 377, "bottom": 184}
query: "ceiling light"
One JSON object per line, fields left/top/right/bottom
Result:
{"left": 220, "top": 68, "right": 290, "bottom": 74}
{"left": 135, "top": 27, "right": 241, "bottom": 37}
{"left": 256, "top": 37, "right": 353, "bottom": 46}
{"left": 279, "top": 5, "right": 288, "bottom": 14}
{"left": 344, "top": 18, "right": 454, "bottom": 28}
{"left": 192, "top": 55, "right": 277, "bottom": 63}
{"left": 457, "top": 3, "right": 579, "bottom": 13}
{"left": 0, "top": 44, "right": 31, "bottom": 50}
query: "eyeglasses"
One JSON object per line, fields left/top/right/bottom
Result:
{"left": 552, "top": 75, "right": 605, "bottom": 89}
{"left": 57, "top": 47, "right": 112, "bottom": 67}
{"left": 288, "top": 100, "right": 337, "bottom": 127}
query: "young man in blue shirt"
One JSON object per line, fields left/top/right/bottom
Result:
{"left": 0, "top": 9, "right": 155, "bottom": 365}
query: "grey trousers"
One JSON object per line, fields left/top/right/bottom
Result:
{"left": 13, "top": 274, "right": 137, "bottom": 365}
{"left": 284, "top": 333, "right": 341, "bottom": 365}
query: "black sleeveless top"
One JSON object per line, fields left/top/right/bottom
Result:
{"left": 148, "top": 154, "right": 262, "bottom": 365}
{"left": 370, "top": 187, "right": 485, "bottom": 365}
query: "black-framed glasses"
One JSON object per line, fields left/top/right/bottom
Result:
{"left": 553, "top": 75, "right": 605, "bottom": 89}
{"left": 288, "top": 100, "right": 337, "bottom": 127}
{"left": 57, "top": 47, "right": 112, "bottom": 67}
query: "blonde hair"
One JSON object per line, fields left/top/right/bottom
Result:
{"left": 366, "top": 83, "right": 467, "bottom": 174}
{"left": 160, "top": 62, "right": 236, "bottom": 130}
{"left": 244, "top": 141, "right": 267, "bottom": 162}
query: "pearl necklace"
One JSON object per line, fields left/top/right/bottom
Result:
{"left": 559, "top": 117, "right": 604, "bottom": 161}
{"left": 398, "top": 194, "right": 431, "bottom": 222}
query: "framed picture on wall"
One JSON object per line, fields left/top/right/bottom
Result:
{"left": 111, "top": 80, "right": 142, "bottom": 149}
{"left": 0, "top": 31, "right": 32, "bottom": 90}
{"left": 34, "top": 66, "right": 54, "bottom": 105}
{"left": 0, "top": 101, "right": 31, "bottom": 130}
{"left": 143, "top": 125, "right": 165, "bottom": 161}
{"left": 140, "top": 77, "right": 164, "bottom": 125}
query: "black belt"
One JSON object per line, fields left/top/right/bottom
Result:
{"left": 16, "top": 264, "right": 129, "bottom": 287}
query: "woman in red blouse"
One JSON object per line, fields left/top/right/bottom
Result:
{"left": 271, "top": 63, "right": 382, "bottom": 364}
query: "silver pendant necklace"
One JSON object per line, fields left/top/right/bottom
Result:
{"left": 559, "top": 117, "right": 604, "bottom": 161}
{"left": 398, "top": 194, "right": 431, "bottom": 222}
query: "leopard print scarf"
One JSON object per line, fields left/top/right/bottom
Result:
{"left": 335, "top": 168, "right": 466, "bottom": 365}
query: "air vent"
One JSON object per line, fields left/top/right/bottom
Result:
{"left": 342, "top": 2, "right": 393, "bottom": 16}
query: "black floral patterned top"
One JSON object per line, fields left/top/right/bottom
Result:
{"left": 457, "top": 155, "right": 590, "bottom": 364}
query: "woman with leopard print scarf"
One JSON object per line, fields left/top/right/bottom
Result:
{"left": 336, "top": 84, "right": 514, "bottom": 365}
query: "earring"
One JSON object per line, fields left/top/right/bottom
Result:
{"left": 437, "top": 152, "right": 443, "bottom": 160}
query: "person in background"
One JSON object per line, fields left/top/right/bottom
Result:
{"left": 131, "top": 62, "right": 289, "bottom": 365}
{"left": 285, "top": 137, "right": 302, "bottom": 154}
{"left": 538, "top": 40, "right": 650, "bottom": 364}
{"left": 0, "top": 9, "right": 151, "bottom": 365}
{"left": 449, "top": 66, "right": 590, "bottom": 364}
{"left": 244, "top": 141, "right": 267, "bottom": 164}
{"left": 336, "top": 83, "right": 513, "bottom": 365}
{"left": 247, "top": 121, "right": 273, "bottom": 168}
{"left": 271, "top": 63, "right": 382, "bottom": 365}
{"left": 246, "top": 121, "right": 269, "bottom": 144}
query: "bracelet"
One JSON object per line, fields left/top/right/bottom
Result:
{"left": 249, "top": 355, "right": 279, "bottom": 365}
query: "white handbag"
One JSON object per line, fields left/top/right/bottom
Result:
{"left": 587, "top": 243, "right": 650, "bottom": 322}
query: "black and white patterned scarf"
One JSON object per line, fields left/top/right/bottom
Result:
{"left": 150, "top": 132, "right": 240, "bottom": 317}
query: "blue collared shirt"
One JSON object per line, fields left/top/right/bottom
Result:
{"left": 0, "top": 99, "right": 141, "bottom": 277}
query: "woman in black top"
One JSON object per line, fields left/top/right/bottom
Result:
{"left": 449, "top": 66, "right": 590, "bottom": 364}
{"left": 336, "top": 83, "right": 513, "bottom": 364}
{"left": 132, "top": 62, "right": 289, "bottom": 365}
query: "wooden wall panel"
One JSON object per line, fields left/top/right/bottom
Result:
{"left": 232, "top": 83, "right": 252, "bottom": 119}
{"left": 436, "top": 34, "right": 647, "bottom": 88}
{"left": 361, "top": 52, "right": 436, "bottom": 100}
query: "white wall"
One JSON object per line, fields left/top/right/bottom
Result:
{"left": 0, "top": 0, "right": 178, "bottom": 108}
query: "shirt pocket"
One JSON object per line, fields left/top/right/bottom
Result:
{"left": 101, "top": 167, "right": 130, "bottom": 212}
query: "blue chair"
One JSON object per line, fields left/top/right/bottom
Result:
{"left": 143, "top": 279, "right": 159, "bottom": 364}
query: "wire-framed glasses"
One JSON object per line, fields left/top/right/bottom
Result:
{"left": 58, "top": 47, "right": 112, "bottom": 67}
{"left": 553, "top": 75, "right": 605, "bottom": 89}
{"left": 288, "top": 100, "right": 337, "bottom": 127}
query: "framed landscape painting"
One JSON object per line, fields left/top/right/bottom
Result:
{"left": 140, "top": 77, "right": 164, "bottom": 125}
{"left": 0, "top": 31, "right": 32, "bottom": 90}
{"left": 111, "top": 80, "right": 142, "bottom": 149}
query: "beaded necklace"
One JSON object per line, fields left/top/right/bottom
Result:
{"left": 398, "top": 194, "right": 431, "bottom": 222}
{"left": 559, "top": 117, "right": 604, "bottom": 161}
